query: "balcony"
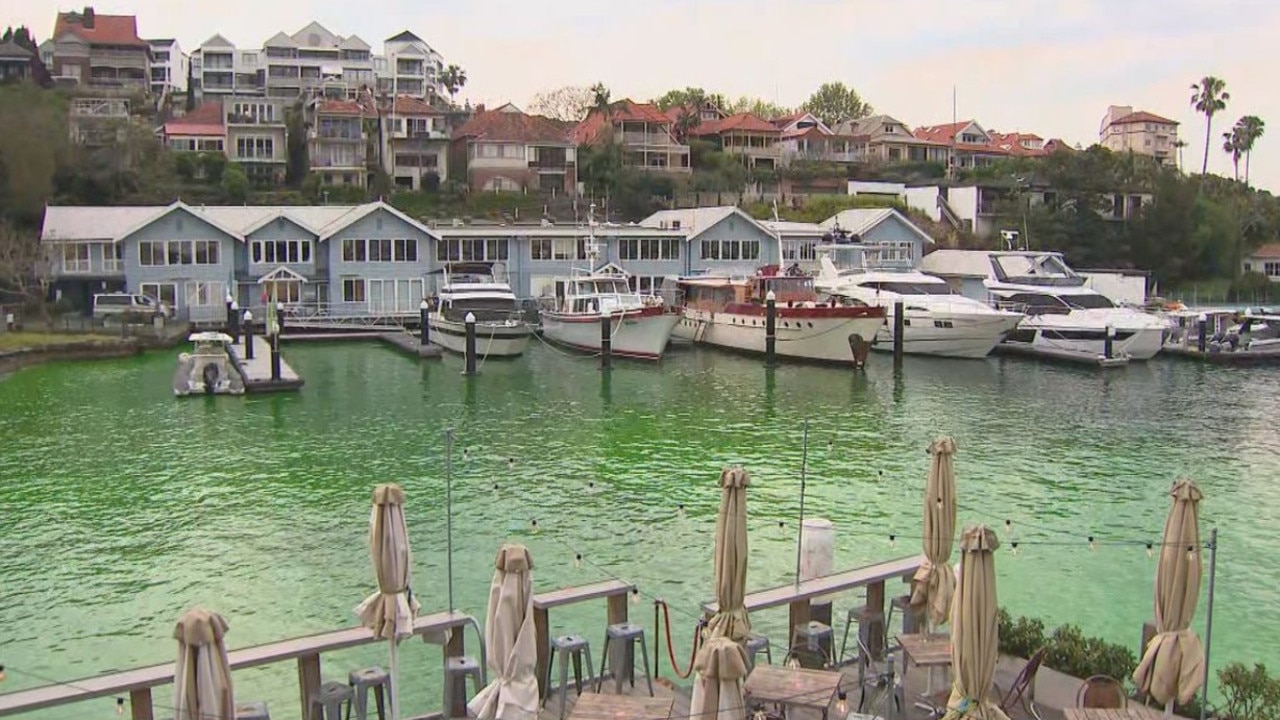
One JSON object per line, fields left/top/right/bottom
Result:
{"left": 312, "top": 128, "right": 365, "bottom": 142}
{"left": 311, "top": 157, "right": 365, "bottom": 169}
{"left": 620, "top": 131, "right": 679, "bottom": 148}
{"left": 528, "top": 159, "right": 574, "bottom": 172}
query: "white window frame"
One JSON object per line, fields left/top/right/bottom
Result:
{"left": 251, "top": 239, "right": 313, "bottom": 265}
{"left": 436, "top": 239, "right": 508, "bottom": 263}
{"left": 342, "top": 277, "right": 366, "bottom": 303}
{"left": 184, "top": 280, "right": 226, "bottom": 308}
{"left": 62, "top": 244, "right": 91, "bottom": 273}
{"left": 700, "top": 239, "right": 761, "bottom": 261}
{"left": 619, "top": 238, "right": 680, "bottom": 261}
{"left": 139, "top": 282, "right": 178, "bottom": 308}
{"left": 342, "top": 238, "right": 367, "bottom": 263}
{"left": 139, "top": 240, "right": 166, "bottom": 266}
{"left": 102, "top": 242, "right": 123, "bottom": 272}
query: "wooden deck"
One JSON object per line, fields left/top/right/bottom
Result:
{"left": 381, "top": 332, "right": 444, "bottom": 359}
{"left": 227, "top": 334, "right": 304, "bottom": 392}
{"left": 539, "top": 677, "right": 689, "bottom": 720}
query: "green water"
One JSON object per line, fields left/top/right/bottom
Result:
{"left": 0, "top": 344, "right": 1275, "bottom": 719}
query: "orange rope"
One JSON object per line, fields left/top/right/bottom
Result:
{"left": 657, "top": 600, "right": 701, "bottom": 679}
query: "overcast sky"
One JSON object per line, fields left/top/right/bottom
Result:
{"left": 11, "top": 0, "right": 1275, "bottom": 189}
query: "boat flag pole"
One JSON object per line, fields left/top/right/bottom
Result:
{"left": 444, "top": 427, "right": 455, "bottom": 613}
{"left": 794, "top": 418, "right": 810, "bottom": 587}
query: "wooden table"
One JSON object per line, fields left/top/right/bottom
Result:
{"left": 896, "top": 633, "right": 952, "bottom": 697}
{"left": 1064, "top": 707, "right": 1168, "bottom": 720}
{"left": 567, "top": 693, "right": 674, "bottom": 720}
{"left": 744, "top": 665, "right": 844, "bottom": 719}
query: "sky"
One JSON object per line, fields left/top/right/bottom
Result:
{"left": 10, "top": 0, "right": 1277, "bottom": 190}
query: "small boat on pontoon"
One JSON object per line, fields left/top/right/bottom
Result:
{"left": 173, "top": 332, "right": 245, "bottom": 396}
{"left": 427, "top": 262, "right": 532, "bottom": 358}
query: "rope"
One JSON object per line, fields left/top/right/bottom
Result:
{"left": 655, "top": 600, "right": 701, "bottom": 679}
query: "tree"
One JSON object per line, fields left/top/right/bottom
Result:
{"left": 589, "top": 82, "right": 612, "bottom": 113}
{"left": 0, "top": 83, "right": 68, "bottom": 224}
{"left": 527, "top": 86, "right": 594, "bottom": 122}
{"left": 0, "top": 218, "right": 51, "bottom": 320}
{"left": 221, "top": 163, "right": 249, "bottom": 203}
{"left": 284, "top": 100, "right": 309, "bottom": 187}
{"left": 725, "top": 96, "right": 790, "bottom": 120}
{"left": 440, "top": 64, "right": 467, "bottom": 102}
{"left": 1222, "top": 126, "right": 1243, "bottom": 181}
{"left": 653, "top": 87, "right": 728, "bottom": 112}
{"left": 1190, "top": 76, "right": 1229, "bottom": 175}
{"left": 1233, "top": 115, "right": 1265, "bottom": 185}
{"left": 185, "top": 62, "right": 195, "bottom": 112}
{"left": 800, "top": 81, "right": 873, "bottom": 126}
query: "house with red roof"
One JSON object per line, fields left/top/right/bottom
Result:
{"left": 48, "top": 7, "right": 150, "bottom": 91}
{"left": 1099, "top": 105, "right": 1179, "bottom": 167}
{"left": 842, "top": 115, "right": 950, "bottom": 165}
{"left": 688, "top": 112, "right": 782, "bottom": 170}
{"left": 378, "top": 94, "right": 452, "bottom": 190}
{"left": 575, "top": 99, "right": 691, "bottom": 174}
{"left": 162, "top": 101, "right": 226, "bottom": 154}
{"left": 1241, "top": 243, "right": 1280, "bottom": 280}
{"left": 911, "top": 120, "right": 1013, "bottom": 169}
{"left": 450, "top": 103, "right": 577, "bottom": 194}
{"left": 307, "top": 98, "right": 373, "bottom": 188}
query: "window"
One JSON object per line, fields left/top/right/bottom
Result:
{"left": 1243, "top": 262, "right": 1253, "bottom": 273}
{"left": 103, "top": 243, "right": 123, "bottom": 272}
{"left": 137, "top": 240, "right": 219, "bottom": 267}
{"left": 235, "top": 136, "right": 274, "bottom": 160}
{"left": 626, "top": 275, "right": 664, "bottom": 294}
{"left": 184, "top": 281, "right": 226, "bottom": 307}
{"left": 394, "top": 239, "right": 418, "bottom": 262}
{"left": 618, "top": 238, "right": 681, "bottom": 261}
{"left": 342, "top": 238, "right": 367, "bottom": 262}
{"left": 342, "top": 278, "right": 366, "bottom": 303}
{"left": 1264, "top": 262, "right": 1280, "bottom": 278}
{"left": 369, "top": 238, "right": 393, "bottom": 262}
{"left": 251, "top": 239, "right": 312, "bottom": 264}
{"left": 782, "top": 241, "right": 816, "bottom": 262}
{"left": 231, "top": 102, "right": 276, "bottom": 123}
{"left": 436, "top": 239, "right": 509, "bottom": 262}
{"left": 700, "top": 239, "right": 760, "bottom": 261}
{"left": 139, "top": 282, "right": 177, "bottom": 308}
{"left": 62, "top": 244, "right": 90, "bottom": 273}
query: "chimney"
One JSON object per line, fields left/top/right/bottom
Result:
{"left": 82, "top": 7, "right": 95, "bottom": 29}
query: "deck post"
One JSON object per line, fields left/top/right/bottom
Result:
{"left": 420, "top": 300, "right": 430, "bottom": 345}
{"left": 244, "top": 311, "right": 255, "bottom": 360}
{"left": 600, "top": 311, "right": 612, "bottom": 370}
{"left": 788, "top": 598, "right": 811, "bottom": 663}
{"left": 764, "top": 290, "right": 777, "bottom": 367}
{"left": 534, "top": 606, "right": 551, "bottom": 699}
{"left": 128, "top": 688, "right": 153, "bottom": 720}
{"left": 1197, "top": 314, "right": 1208, "bottom": 353}
{"left": 865, "top": 579, "right": 887, "bottom": 658}
{"left": 463, "top": 313, "right": 478, "bottom": 376}
{"left": 270, "top": 331, "right": 282, "bottom": 382}
{"left": 228, "top": 301, "right": 240, "bottom": 343}
{"left": 297, "top": 654, "right": 321, "bottom": 720}
{"left": 893, "top": 300, "right": 905, "bottom": 367}
{"left": 445, "top": 625, "right": 468, "bottom": 718}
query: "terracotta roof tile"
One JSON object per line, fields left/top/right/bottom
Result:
{"left": 575, "top": 99, "right": 675, "bottom": 144}
{"left": 690, "top": 112, "right": 780, "bottom": 136}
{"left": 388, "top": 94, "right": 442, "bottom": 116}
{"left": 164, "top": 101, "right": 224, "bottom": 136}
{"left": 316, "top": 99, "right": 366, "bottom": 117}
{"left": 1249, "top": 243, "right": 1280, "bottom": 259}
{"left": 455, "top": 106, "right": 572, "bottom": 145}
{"left": 54, "top": 10, "right": 147, "bottom": 48}
{"left": 1108, "top": 110, "right": 1178, "bottom": 126}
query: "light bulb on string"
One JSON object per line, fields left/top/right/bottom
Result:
{"left": 785, "top": 653, "right": 801, "bottom": 669}
{"left": 508, "top": 457, "right": 515, "bottom": 472}
{"left": 463, "top": 447, "right": 471, "bottom": 461}
{"left": 530, "top": 518, "right": 539, "bottom": 534}
{"left": 1088, "top": 536, "right": 1096, "bottom": 552}
{"left": 116, "top": 698, "right": 125, "bottom": 716}
{"left": 492, "top": 482, "right": 499, "bottom": 494}
{"left": 778, "top": 520, "right": 785, "bottom": 529}
{"left": 827, "top": 437, "right": 835, "bottom": 452}
{"left": 889, "top": 534, "right": 896, "bottom": 549}
{"left": 835, "top": 691, "right": 849, "bottom": 718}
{"left": 574, "top": 553, "right": 583, "bottom": 569}
{"left": 677, "top": 503, "right": 686, "bottom": 519}
{"left": 1010, "top": 541, "right": 1019, "bottom": 557}
{"left": 0, "top": 664, "right": 6, "bottom": 682}
{"left": 630, "top": 587, "right": 640, "bottom": 606}
{"left": 753, "top": 710, "right": 768, "bottom": 720}
{"left": 1187, "top": 545, "right": 1196, "bottom": 562}
{"left": 1005, "top": 519, "right": 1013, "bottom": 536}
{"left": 1146, "top": 542, "right": 1154, "bottom": 558}
{"left": 935, "top": 497, "right": 944, "bottom": 510}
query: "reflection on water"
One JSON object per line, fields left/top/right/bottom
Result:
{"left": 0, "top": 343, "right": 1273, "bottom": 720}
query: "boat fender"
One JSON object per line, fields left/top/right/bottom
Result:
{"left": 202, "top": 362, "right": 220, "bottom": 395}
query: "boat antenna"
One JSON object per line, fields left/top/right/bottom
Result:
{"left": 794, "top": 418, "right": 810, "bottom": 587}
{"left": 444, "top": 426, "right": 455, "bottom": 613}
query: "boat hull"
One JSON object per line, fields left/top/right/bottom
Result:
{"left": 673, "top": 308, "right": 885, "bottom": 364}
{"left": 540, "top": 306, "right": 679, "bottom": 360}
{"left": 872, "top": 310, "right": 1023, "bottom": 359}
{"left": 429, "top": 315, "right": 532, "bottom": 357}
{"left": 1004, "top": 320, "right": 1165, "bottom": 362}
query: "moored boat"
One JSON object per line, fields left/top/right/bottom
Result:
{"left": 173, "top": 332, "right": 245, "bottom": 396}
{"left": 538, "top": 270, "right": 680, "bottom": 360}
{"left": 428, "top": 263, "right": 532, "bottom": 358}
{"left": 673, "top": 267, "right": 886, "bottom": 364}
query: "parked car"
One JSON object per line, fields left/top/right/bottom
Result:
{"left": 92, "top": 293, "right": 170, "bottom": 319}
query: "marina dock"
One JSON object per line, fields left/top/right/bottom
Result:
{"left": 227, "top": 335, "right": 304, "bottom": 393}
{"left": 380, "top": 331, "right": 444, "bottom": 359}
{"left": 1162, "top": 343, "right": 1280, "bottom": 365}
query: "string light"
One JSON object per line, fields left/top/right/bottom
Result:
{"left": 1005, "top": 519, "right": 1013, "bottom": 536}
{"left": 935, "top": 497, "right": 944, "bottom": 510}
{"left": 1147, "top": 543, "right": 1154, "bottom": 558}
{"left": 785, "top": 653, "right": 801, "bottom": 669}
{"left": 1010, "top": 541, "right": 1019, "bottom": 557}
{"left": 630, "top": 587, "right": 640, "bottom": 606}
{"left": 827, "top": 437, "right": 835, "bottom": 452}
{"left": 463, "top": 447, "right": 471, "bottom": 461}
{"left": 507, "top": 457, "right": 515, "bottom": 471}
{"left": 530, "top": 518, "right": 539, "bottom": 534}
{"left": 492, "top": 483, "right": 499, "bottom": 492}
{"left": 835, "top": 690, "right": 849, "bottom": 718}
{"left": 1088, "top": 536, "right": 1096, "bottom": 551}
{"left": 574, "top": 553, "right": 583, "bottom": 569}
{"left": 0, "top": 664, "right": 6, "bottom": 682}
{"left": 777, "top": 521, "right": 784, "bottom": 529}
{"left": 889, "top": 534, "right": 896, "bottom": 549}
{"left": 1187, "top": 545, "right": 1196, "bottom": 562}
{"left": 116, "top": 698, "right": 124, "bottom": 716}
{"left": 677, "top": 503, "right": 686, "bottom": 519}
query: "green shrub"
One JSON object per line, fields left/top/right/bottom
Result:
{"left": 1219, "top": 663, "right": 1280, "bottom": 720}
{"left": 997, "top": 609, "right": 1136, "bottom": 683}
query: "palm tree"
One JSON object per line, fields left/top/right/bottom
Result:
{"left": 1234, "top": 115, "right": 1266, "bottom": 185}
{"left": 589, "top": 82, "right": 611, "bottom": 114}
{"left": 1190, "top": 76, "right": 1230, "bottom": 175}
{"left": 1222, "top": 127, "right": 1243, "bottom": 181}
{"left": 439, "top": 64, "right": 467, "bottom": 103}
{"left": 1173, "top": 139, "right": 1188, "bottom": 172}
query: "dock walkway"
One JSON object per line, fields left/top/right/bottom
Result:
{"left": 227, "top": 335, "right": 304, "bottom": 393}
{"left": 381, "top": 331, "right": 444, "bottom": 359}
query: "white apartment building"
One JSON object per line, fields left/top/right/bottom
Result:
{"left": 147, "top": 39, "right": 188, "bottom": 97}
{"left": 190, "top": 25, "right": 444, "bottom": 104}
{"left": 1099, "top": 105, "right": 1179, "bottom": 167}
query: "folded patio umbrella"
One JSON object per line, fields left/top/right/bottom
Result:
{"left": 469, "top": 544, "right": 539, "bottom": 720}
{"left": 173, "top": 607, "right": 234, "bottom": 720}
{"left": 943, "top": 525, "right": 1007, "bottom": 720}
{"left": 912, "top": 436, "right": 958, "bottom": 630}
{"left": 1133, "top": 479, "right": 1206, "bottom": 707}
{"left": 355, "top": 483, "right": 420, "bottom": 720}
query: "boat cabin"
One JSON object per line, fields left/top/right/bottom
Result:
{"left": 680, "top": 271, "right": 823, "bottom": 312}
{"left": 990, "top": 252, "right": 1085, "bottom": 287}
{"left": 559, "top": 277, "right": 639, "bottom": 315}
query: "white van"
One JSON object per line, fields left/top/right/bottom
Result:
{"left": 92, "top": 293, "right": 168, "bottom": 319}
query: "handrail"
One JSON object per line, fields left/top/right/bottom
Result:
{"left": 0, "top": 611, "right": 479, "bottom": 717}
{"left": 702, "top": 555, "right": 923, "bottom": 614}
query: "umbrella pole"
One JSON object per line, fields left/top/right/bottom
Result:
{"left": 1200, "top": 527, "right": 1218, "bottom": 720}
{"left": 794, "top": 419, "right": 809, "bottom": 587}
{"left": 445, "top": 427, "right": 456, "bottom": 613}
{"left": 390, "top": 637, "right": 400, "bottom": 720}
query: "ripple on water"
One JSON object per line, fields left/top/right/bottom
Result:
{"left": 0, "top": 346, "right": 1274, "bottom": 719}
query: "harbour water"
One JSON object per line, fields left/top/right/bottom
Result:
{"left": 0, "top": 343, "right": 1276, "bottom": 719}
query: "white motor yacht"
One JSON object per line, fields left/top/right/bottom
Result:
{"left": 428, "top": 263, "right": 532, "bottom": 358}
{"left": 920, "top": 250, "right": 1168, "bottom": 363}
{"left": 814, "top": 243, "right": 1022, "bottom": 359}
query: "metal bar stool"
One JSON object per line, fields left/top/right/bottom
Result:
{"left": 308, "top": 681, "right": 353, "bottom": 720}
{"left": 596, "top": 623, "right": 654, "bottom": 696}
{"left": 545, "top": 634, "right": 596, "bottom": 719}
{"left": 745, "top": 633, "right": 772, "bottom": 670}
{"left": 347, "top": 666, "right": 390, "bottom": 720}
{"left": 791, "top": 620, "right": 835, "bottom": 668}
